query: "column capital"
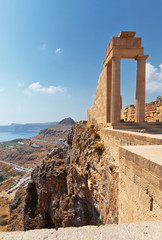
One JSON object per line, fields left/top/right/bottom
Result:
{"left": 111, "top": 56, "right": 121, "bottom": 61}
{"left": 135, "top": 55, "right": 149, "bottom": 61}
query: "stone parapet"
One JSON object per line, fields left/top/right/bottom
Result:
{"left": 100, "top": 128, "right": 162, "bottom": 163}
{"left": 119, "top": 145, "right": 162, "bottom": 223}
{"left": 0, "top": 222, "right": 162, "bottom": 240}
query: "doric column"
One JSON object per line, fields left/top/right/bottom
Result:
{"left": 135, "top": 55, "right": 148, "bottom": 122}
{"left": 111, "top": 56, "right": 121, "bottom": 123}
{"left": 106, "top": 63, "right": 111, "bottom": 123}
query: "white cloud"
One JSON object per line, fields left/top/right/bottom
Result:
{"left": 40, "top": 44, "right": 47, "bottom": 51}
{"left": 55, "top": 48, "right": 61, "bottom": 54}
{"left": 25, "top": 81, "right": 66, "bottom": 95}
{"left": 146, "top": 62, "right": 162, "bottom": 93}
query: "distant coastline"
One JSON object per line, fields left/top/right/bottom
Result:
{"left": 0, "top": 131, "right": 38, "bottom": 142}
{"left": 0, "top": 122, "right": 58, "bottom": 133}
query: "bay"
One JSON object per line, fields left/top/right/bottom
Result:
{"left": 0, "top": 132, "right": 38, "bottom": 142}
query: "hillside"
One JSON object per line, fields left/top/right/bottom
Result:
{"left": 33, "top": 118, "right": 75, "bottom": 142}
{"left": 0, "top": 122, "right": 58, "bottom": 133}
{"left": 0, "top": 118, "right": 75, "bottom": 231}
{"left": 58, "top": 117, "right": 75, "bottom": 125}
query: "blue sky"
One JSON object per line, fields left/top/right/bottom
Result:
{"left": 0, "top": 0, "right": 162, "bottom": 124}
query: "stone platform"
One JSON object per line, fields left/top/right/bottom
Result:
{"left": 106, "top": 122, "right": 162, "bottom": 133}
{"left": 0, "top": 221, "right": 162, "bottom": 240}
{"left": 100, "top": 127, "right": 162, "bottom": 164}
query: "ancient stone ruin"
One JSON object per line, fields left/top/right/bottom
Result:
{"left": 121, "top": 99, "right": 162, "bottom": 122}
{"left": 88, "top": 31, "right": 149, "bottom": 125}
{"left": 87, "top": 31, "right": 162, "bottom": 225}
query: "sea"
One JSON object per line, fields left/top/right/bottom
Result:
{"left": 0, "top": 132, "right": 38, "bottom": 142}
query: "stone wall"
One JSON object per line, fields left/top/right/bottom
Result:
{"left": 100, "top": 128, "right": 162, "bottom": 223}
{"left": 119, "top": 145, "right": 162, "bottom": 223}
{"left": 121, "top": 100, "right": 162, "bottom": 122}
{"left": 100, "top": 128, "right": 162, "bottom": 163}
{"left": 87, "top": 69, "right": 107, "bottom": 124}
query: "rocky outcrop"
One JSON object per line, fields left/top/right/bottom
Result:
{"left": 58, "top": 117, "right": 75, "bottom": 125}
{"left": 7, "top": 122, "right": 118, "bottom": 231}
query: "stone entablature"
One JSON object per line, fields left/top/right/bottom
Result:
{"left": 104, "top": 32, "right": 143, "bottom": 65}
{"left": 88, "top": 31, "right": 148, "bottom": 125}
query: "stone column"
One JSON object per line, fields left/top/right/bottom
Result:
{"left": 135, "top": 55, "right": 148, "bottom": 122}
{"left": 106, "top": 63, "right": 111, "bottom": 123}
{"left": 111, "top": 56, "right": 121, "bottom": 123}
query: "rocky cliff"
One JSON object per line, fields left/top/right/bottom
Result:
{"left": 7, "top": 122, "right": 118, "bottom": 231}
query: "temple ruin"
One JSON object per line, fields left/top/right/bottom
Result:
{"left": 88, "top": 31, "right": 149, "bottom": 125}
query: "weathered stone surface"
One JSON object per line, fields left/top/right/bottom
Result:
{"left": 1, "top": 221, "right": 162, "bottom": 240}
{"left": 121, "top": 99, "right": 162, "bottom": 122}
{"left": 100, "top": 128, "right": 162, "bottom": 163}
{"left": 119, "top": 145, "right": 162, "bottom": 224}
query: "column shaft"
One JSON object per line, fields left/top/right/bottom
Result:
{"left": 135, "top": 56, "right": 147, "bottom": 122}
{"left": 111, "top": 57, "right": 121, "bottom": 123}
{"left": 106, "top": 63, "right": 111, "bottom": 122}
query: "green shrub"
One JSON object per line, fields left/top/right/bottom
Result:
{"left": 97, "top": 217, "right": 104, "bottom": 226}
{"left": 93, "top": 143, "right": 104, "bottom": 155}
{"left": 0, "top": 176, "right": 5, "bottom": 183}
{"left": 0, "top": 219, "right": 8, "bottom": 226}
{"left": 0, "top": 214, "right": 7, "bottom": 218}
{"left": 68, "top": 193, "right": 72, "bottom": 198}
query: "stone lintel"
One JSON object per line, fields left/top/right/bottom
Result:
{"left": 105, "top": 37, "right": 142, "bottom": 60}
{"left": 118, "top": 31, "right": 136, "bottom": 38}
{"left": 104, "top": 47, "right": 145, "bottom": 66}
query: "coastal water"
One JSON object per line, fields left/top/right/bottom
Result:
{"left": 0, "top": 132, "right": 38, "bottom": 142}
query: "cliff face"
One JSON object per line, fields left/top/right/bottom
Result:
{"left": 7, "top": 122, "right": 118, "bottom": 231}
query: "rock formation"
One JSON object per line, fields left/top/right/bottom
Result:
{"left": 58, "top": 117, "right": 75, "bottom": 125}
{"left": 7, "top": 122, "right": 118, "bottom": 231}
